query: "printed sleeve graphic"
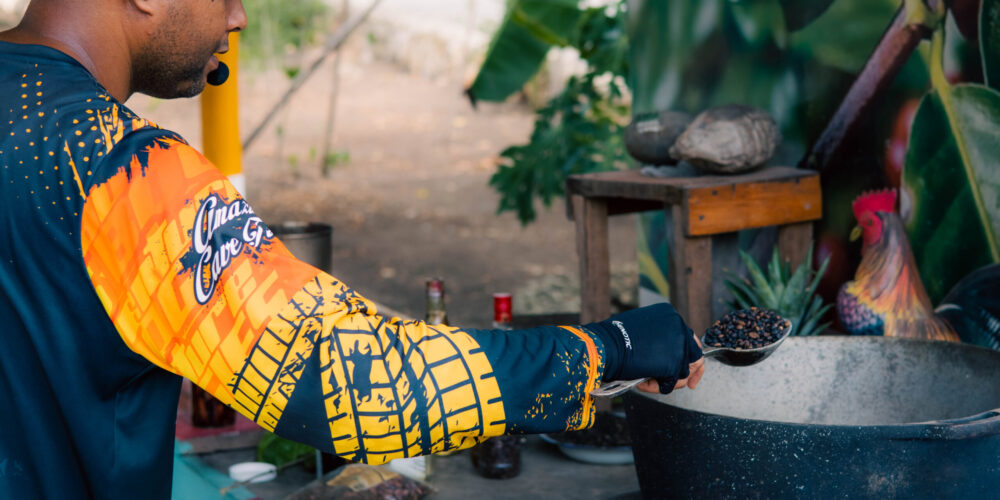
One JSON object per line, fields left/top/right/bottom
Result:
{"left": 80, "top": 137, "right": 602, "bottom": 462}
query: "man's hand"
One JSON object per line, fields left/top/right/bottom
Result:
{"left": 637, "top": 333, "right": 705, "bottom": 394}
{"left": 586, "top": 303, "right": 707, "bottom": 395}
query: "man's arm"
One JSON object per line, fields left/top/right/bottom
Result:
{"left": 79, "top": 131, "right": 700, "bottom": 463}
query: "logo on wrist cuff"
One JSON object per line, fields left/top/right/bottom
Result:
{"left": 611, "top": 320, "right": 632, "bottom": 350}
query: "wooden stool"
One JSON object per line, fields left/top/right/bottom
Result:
{"left": 566, "top": 167, "right": 822, "bottom": 333}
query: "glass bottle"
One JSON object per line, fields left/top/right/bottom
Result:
{"left": 425, "top": 278, "right": 448, "bottom": 325}
{"left": 191, "top": 384, "right": 235, "bottom": 427}
{"left": 391, "top": 278, "right": 450, "bottom": 480}
{"left": 423, "top": 278, "right": 457, "bottom": 464}
{"left": 469, "top": 293, "right": 521, "bottom": 479}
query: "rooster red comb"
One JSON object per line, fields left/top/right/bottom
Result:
{"left": 852, "top": 188, "right": 898, "bottom": 219}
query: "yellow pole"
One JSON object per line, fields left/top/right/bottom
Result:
{"left": 201, "top": 32, "right": 244, "bottom": 195}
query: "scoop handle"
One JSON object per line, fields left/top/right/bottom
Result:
{"left": 590, "top": 349, "right": 723, "bottom": 398}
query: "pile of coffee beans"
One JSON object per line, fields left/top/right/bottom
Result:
{"left": 702, "top": 307, "right": 790, "bottom": 349}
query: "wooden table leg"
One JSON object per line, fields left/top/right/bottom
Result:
{"left": 667, "top": 204, "right": 713, "bottom": 334}
{"left": 572, "top": 194, "right": 610, "bottom": 325}
{"left": 777, "top": 221, "right": 814, "bottom": 270}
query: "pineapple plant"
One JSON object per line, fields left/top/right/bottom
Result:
{"left": 725, "top": 247, "right": 831, "bottom": 337}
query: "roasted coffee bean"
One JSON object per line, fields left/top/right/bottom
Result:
{"left": 702, "top": 308, "right": 790, "bottom": 350}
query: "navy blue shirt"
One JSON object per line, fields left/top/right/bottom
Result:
{"left": 1, "top": 40, "right": 608, "bottom": 499}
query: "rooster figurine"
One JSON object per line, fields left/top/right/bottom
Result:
{"left": 837, "top": 189, "right": 1000, "bottom": 346}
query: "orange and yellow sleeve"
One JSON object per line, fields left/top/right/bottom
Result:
{"left": 79, "top": 133, "right": 603, "bottom": 463}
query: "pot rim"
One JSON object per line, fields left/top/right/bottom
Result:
{"left": 627, "top": 336, "right": 1000, "bottom": 441}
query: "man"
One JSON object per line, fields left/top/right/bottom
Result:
{"left": 0, "top": 0, "right": 705, "bottom": 498}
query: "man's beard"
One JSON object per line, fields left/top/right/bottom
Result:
{"left": 133, "top": 55, "right": 209, "bottom": 99}
{"left": 132, "top": 19, "right": 214, "bottom": 99}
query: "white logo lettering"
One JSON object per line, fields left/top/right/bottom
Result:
{"left": 190, "top": 194, "right": 272, "bottom": 304}
{"left": 612, "top": 320, "right": 632, "bottom": 350}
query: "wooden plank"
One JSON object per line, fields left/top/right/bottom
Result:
{"left": 684, "top": 174, "right": 821, "bottom": 236}
{"left": 667, "top": 204, "right": 714, "bottom": 335}
{"left": 573, "top": 195, "right": 611, "bottom": 324}
{"left": 566, "top": 171, "right": 684, "bottom": 204}
{"left": 568, "top": 167, "right": 817, "bottom": 205}
{"left": 564, "top": 196, "right": 663, "bottom": 220}
{"left": 777, "top": 221, "right": 814, "bottom": 270}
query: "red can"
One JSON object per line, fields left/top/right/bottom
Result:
{"left": 493, "top": 293, "right": 512, "bottom": 330}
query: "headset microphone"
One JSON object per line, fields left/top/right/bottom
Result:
{"left": 206, "top": 61, "right": 230, "bottom": 86}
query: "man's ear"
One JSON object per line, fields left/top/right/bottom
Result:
{"left": 127, "top": 0, "right": 162, "bottom": 17}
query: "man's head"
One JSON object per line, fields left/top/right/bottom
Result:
{"left": 129, "top": 0, "right": 246, "bottom": 98}
{"left": 1, "top": 0, "right": 246, "bottom": 101}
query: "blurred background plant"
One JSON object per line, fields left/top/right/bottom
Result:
{"left": 467, "top": 0, "right": 630, "bottom": 224}
{"left": 470, "top": 0, "right": 999, "bottom": 327}
{"left": 240, "top": 0, "right": 331, "bottom": 70}
{"left": 725, "top": 248, "right": 831, "bottom": 337}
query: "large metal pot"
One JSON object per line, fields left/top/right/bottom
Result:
{"left": 270, "top": 221, "right": 333, "bottom": 273}
{"left": 625, "top": 337, "right": 1000, "bottom": 499}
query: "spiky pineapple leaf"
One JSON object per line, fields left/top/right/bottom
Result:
{"left": 782, "top": 256, "right": 810, "bottom": 313}
{"left": 725, "top": 276, "right": 758, "bottom": 310}
{"left": 798, "top": 296, "right": 832, "bottom": 336}
{"left": 768, "top": 248, "right": 784, "bottom": 293}
{"left": 806, "top": 253, "right": 829, "bottom": 298}
{"left": 739, "top": 250, "right": 778, "bottom": 307}
{"left": 789, "top": 248, "right": 821, "bottom": 314}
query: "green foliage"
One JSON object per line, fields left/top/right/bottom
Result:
{"left": 903, "top": 31, "right": 1000, "bottom": 302}
{"left": 323, "top": 150, "right": 351, "bottom": 170}
{"left": 725, "top": 247, "right": 831, "bottom": 337}
{"left": 789, "top": 0, "right": 898, "bottom": 73}
{"left": 491, "top": 73, "right": 629, "bottom": 223}
{"left": 257, "top": 433, "right": 314, "bottom": 468}
{"left": 778, "top": 0, "right": 837, "bottom": 32}
{"left": 467, "top": 0, "right": 584, "bottom": 103}
{"left": 240, "top": 0, "right": 330, "bottom": 68}
{"left": 985, "top": 0, "right": 1000, "bottom": 89}
{"left": 480, "top": 2, "right": 630, "bottom": 224}
{"left": 477, "top": 0, "right": 906, "bottom": 224}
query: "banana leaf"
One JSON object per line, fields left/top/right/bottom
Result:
{"left": 985, "top": 0, "right": 1000, "bottom": 89}
{"left": 902, "top": 84, "right": 1000, "bottom": 303}
{"left": 466, "top": 0, "right": 583, "bottom": 103}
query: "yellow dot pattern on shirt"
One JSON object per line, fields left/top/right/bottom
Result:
{"left": 10, "top": 72, "right": 159, "bottom": 229}
{"left": 8, "top": 71, "right": 86, "bottom": 216}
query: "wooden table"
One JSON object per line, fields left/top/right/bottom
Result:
{"left": 566, "top": 167, "right": 822, "bottom": 333}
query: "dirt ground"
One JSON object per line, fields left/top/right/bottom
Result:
{"left": 130, "top": 41, "right": 637, "bottom": 328}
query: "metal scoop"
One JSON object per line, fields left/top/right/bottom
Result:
{"left": 590, "top": 320, "right": 792, "bottom": 398}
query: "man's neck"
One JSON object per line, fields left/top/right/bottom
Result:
{"left": 1, "top": 4, "right": 132, "bottom": 102}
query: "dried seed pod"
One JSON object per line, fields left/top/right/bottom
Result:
{"left": 669, "top": 104, "right": 781, "bottom": 174}
{"left": 624, "top": 110, "right": 693, "bottom": 165}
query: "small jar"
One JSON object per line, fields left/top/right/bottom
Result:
{"left": 469, "top": 435, "right": 521, "bottom": 479}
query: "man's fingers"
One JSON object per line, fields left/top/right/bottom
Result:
{"left": 686, "top": 359, "right": 706, "bottom": 390}
{"left": 636, "top": 379, "right": 661, "bottom": 393}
